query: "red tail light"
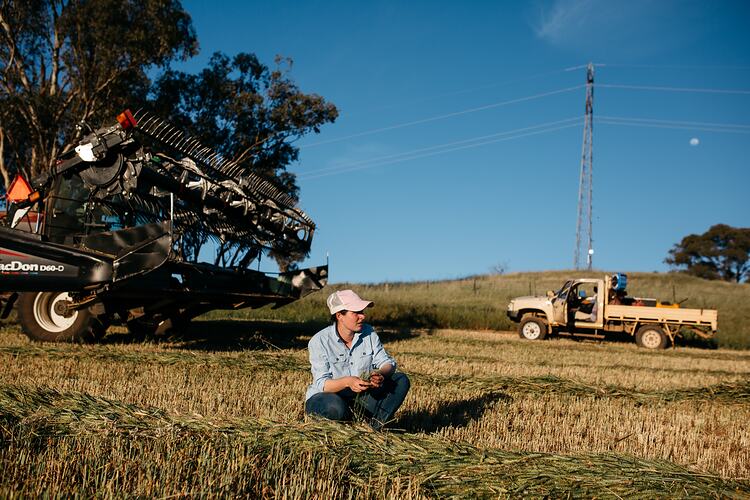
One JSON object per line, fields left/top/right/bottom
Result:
{"left": 116, "top": 109, "right": 137, "bottom": 130}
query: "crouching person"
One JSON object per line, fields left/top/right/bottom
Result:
{"left": 305, "top": 290, "right": 410, "bottom": 430}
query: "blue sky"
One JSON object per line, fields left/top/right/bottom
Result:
{"left": 180, "top": 0, "right": 749, "bottom": 283}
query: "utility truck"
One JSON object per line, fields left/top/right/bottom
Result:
{"left": 0, "top": 110, "right": 327, "bottom": 342}
{"left": 506, "top": 273, "right": 717, "bottom": 349}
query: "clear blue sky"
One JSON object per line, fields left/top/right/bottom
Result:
{"left": 180, "top": 0, "right": 749, "bottom": 283}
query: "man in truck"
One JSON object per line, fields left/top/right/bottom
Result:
{"left": 584, "top": 286, "right": 599, "bottom": 322}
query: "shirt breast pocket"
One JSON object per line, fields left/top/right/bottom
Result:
{"left": 359, "top": 350, "right": 374, "bottom": 371}
{"left": 331, "top": 357, "right": 350, "bottom": 376}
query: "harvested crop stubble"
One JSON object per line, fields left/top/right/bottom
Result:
{"left": 408, "top": 372, "right": 750, "bottom": 405}
{"left": 1, "top": 385, "right": 749, "bottom": 498}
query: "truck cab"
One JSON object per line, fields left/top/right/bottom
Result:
{"left": 552, "top": 278, "right": 604, "bottom": 328}
{"left": 507, "top": 278, "right": 605, "bottom": 341}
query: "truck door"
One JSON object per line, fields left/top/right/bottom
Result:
{"left": 552, "top": 281, "right": 572, "bottom": 324}
{"left": 571, "top": 281, "right": 604, "bottom": 328}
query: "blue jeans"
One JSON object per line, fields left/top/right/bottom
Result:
{"left": 305, "top": 372, "right": 410, "bottom": 430}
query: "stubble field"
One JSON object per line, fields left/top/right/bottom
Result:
{"left": 1, "top": 315, "right": 749, "bottom": 498}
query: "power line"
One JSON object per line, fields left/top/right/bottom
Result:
{"left": 297, "top": 112, "right": 749, "bottom": 181}
{"left": 598, "top": 119, "right": 750, "bottom": 134}
{"left": 302, "top": 85, "right": 584, "bottom": 148}
{"left": 598, "top": 115, "right": 750, "bottom": 134}
{"left": 343, "top": 67, "right": 578, "bottom": 118}
{"left": 300, "top": 80, "right": 747, "bottom": 152}
{"left": 299, "top": 120, "right": 582, "bottom": 180}
{"left": 599, "top": 115, "right": 750, "bottom": 130}
{"left": 294, "top": 63, "right": 750, "bottom": 182}
{"left": 341, "top": 62, "right": 750, "bottom": 121}
{"left": 301, "top": 117, "right": 582, "bottom": 178}
{"left": 597, "top": 63, "right": 750, "bottom": 71}
{"left": 565, "top": 63, "right": 605, "bottom": 72}
{"left": 599, "top": 83, "right": 750, "bottom": 95}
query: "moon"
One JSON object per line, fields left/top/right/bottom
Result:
{"left": 690, "top": 137, "right": 700, "bottom": 146}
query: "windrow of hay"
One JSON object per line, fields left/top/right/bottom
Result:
{"left": 1, "top": 384, "right": 748, "bottom": 498}
{"left": 400, "top": 348, "right": 748, "bottom": 379}
{"left": 3, "top": 343, "right": 748, "bottom": 406}
{"left": 411, "top": 373, "right": 750, "bottom": 405}
{"left": 0, "top": 344, "right": 307, "bottom": 372}
{"left": 407, "top": 332, "right": 750, "bottom": 362}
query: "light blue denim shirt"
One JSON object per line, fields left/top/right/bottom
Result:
{"left": 305, "top": 323, "right": 397, "bottom": 401}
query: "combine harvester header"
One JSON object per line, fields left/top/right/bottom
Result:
{"left": 0, "top": 109, "right": 327, "bottom": 342}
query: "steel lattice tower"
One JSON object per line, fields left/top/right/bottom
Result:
{"left": 574, "top": 63, "right": 595, "bottom": 270}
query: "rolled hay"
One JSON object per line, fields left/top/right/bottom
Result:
{"left": 1, "top": 384, "right": 748, "bottom": 498}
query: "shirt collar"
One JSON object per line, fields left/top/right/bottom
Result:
{"left": 332, "top": 322, "right": 363, "bottom": 346}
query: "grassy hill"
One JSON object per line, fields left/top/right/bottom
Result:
{"left": 206, "top": 270, "right": 750, "bottom": 349}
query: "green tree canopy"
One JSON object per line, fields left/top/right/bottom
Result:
{"left": 665, "top": 224, "right": 750, "bottom": 283}
{"left": 0, "top": 0, "right": 197, "bottom": 188}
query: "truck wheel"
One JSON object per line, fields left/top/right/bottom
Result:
{"left": 635, "top": 325, "right": 668, "bottom": 349}
{"left": 17, "top": 291, "right": 105, "bottom": 343}
{"left": 519, "top": 317, "right": 547, "bottom": 341}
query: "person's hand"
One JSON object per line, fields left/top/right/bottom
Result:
{"left": 369, "top": 371, "right": 384, "bottom": 388}
{"left": 348, "top": 376, "right": 372, "bottom": 393}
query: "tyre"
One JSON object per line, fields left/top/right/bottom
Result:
{"left": 17, "top": 291, "right": 105, "bottom": 343}
{"left": 127, "top": 315, "right": 188, "bottom": 337}
{"left": 519, "top": 316, "right": 547, "bottom": 341}
{"left": 635, "top": 325, "right": 668, "bottom": 349}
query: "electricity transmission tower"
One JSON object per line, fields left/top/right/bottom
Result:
{"left": 574, "top": 62, "right": 595, "bottom": 270}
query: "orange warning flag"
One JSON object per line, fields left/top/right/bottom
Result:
{"left": 6, "top": 175, "right": 32, "bottom": 202}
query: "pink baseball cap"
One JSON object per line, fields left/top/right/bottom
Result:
{"left": 326, "top": 289, "right": 374, "bottom": 314}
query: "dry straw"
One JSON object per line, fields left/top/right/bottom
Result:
{"left": 2, "top": 384, "right": 748, "bottom": 498}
